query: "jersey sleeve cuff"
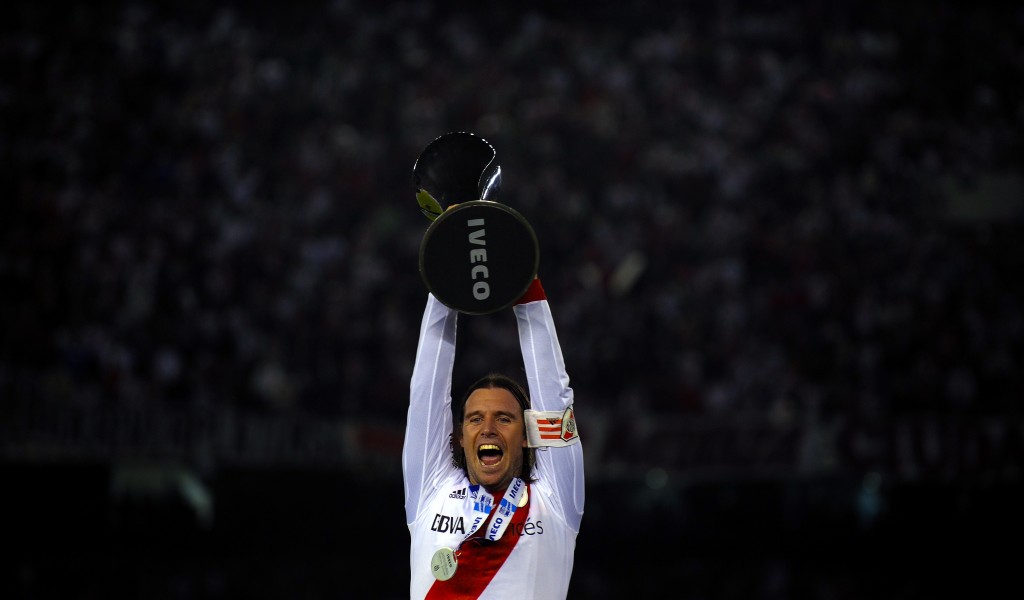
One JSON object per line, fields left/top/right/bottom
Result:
{"left": 515, "top": 277, "right": 546, "bottom": 305}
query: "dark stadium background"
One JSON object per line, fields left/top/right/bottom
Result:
{"left": 2, "top": 1, "right": 1022, "bottom": 598}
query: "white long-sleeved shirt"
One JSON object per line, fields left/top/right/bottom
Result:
{"left": 403, "top": 293, "right": 584, "bottom": 599}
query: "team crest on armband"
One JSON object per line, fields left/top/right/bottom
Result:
{"left": 525, "top": 405, "right": 580, "bottom": 448}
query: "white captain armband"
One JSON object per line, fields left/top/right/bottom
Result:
{"left": 525, "top": 405, "right": 580, "bottom": 448}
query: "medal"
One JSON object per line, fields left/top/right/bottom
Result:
{"left": 431, "top": 547, "right": 458, "bottom": 581}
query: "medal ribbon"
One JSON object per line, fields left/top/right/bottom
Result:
{"left": 464, "top": 477, "right": 526, "bottom": 544}
{"left": 480, "top": 477, "right": 526, "bottom": 542}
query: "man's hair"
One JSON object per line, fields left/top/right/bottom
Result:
{"left": 450, "top": 372, "right": 537, "bottom": 482}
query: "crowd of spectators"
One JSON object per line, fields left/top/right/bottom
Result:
{"left": 5, "top": 0, "right": 1020, "bottom": 429}
{"left": 2, "top": 1, "right": 1022, "bottom": 597}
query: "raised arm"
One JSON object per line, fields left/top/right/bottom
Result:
{"left": 513, "top": 279, "right": 585, "bottom": 531}
{"left": 403, "top": 293, "right": 459, "bottom": 524}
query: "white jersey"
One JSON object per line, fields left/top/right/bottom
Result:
{"left": 403, "top": 294, "right": 585, "bottom": 599}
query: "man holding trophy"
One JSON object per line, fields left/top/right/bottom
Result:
{"left": 403, "top": 132, "right": 585, "bottom": 599}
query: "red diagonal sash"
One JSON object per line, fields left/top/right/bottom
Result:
{"left": 425, "top": 484, "right": 531, "bottom": 599}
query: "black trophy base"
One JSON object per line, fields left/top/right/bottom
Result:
{"left": 419, "top": 201, "right": 539, "bottom": 315}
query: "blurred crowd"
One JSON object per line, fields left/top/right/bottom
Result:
{"left": 4, "top": 1, "right": 1020, "bottom": 431}
{"left": 3, "top": 1, "right": 1022, "bottom": 598}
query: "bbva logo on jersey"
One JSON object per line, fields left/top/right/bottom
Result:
{"left": 431, "top": 513, "right": 466, "bottom": 534}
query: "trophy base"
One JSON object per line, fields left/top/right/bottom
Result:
{"left": 419, "top": 201, "right": 539, "bottom": 315}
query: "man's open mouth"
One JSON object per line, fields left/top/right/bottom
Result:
{"left": 477, "top": 444, "right": 503, "bottom": 466}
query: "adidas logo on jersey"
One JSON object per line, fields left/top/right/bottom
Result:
{"left": 449, "top": 487, "right": 467, "bottom": 499}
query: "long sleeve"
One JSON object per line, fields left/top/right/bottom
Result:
{"left": 403, "top": 293, "right": 459, "bottom": 525}
{"left": 514, "top": 292, "right": 585, "bottom": 532}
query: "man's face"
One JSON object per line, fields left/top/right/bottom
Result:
{"left": 459, "top": 387, "right": 527, "bottom": 492}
